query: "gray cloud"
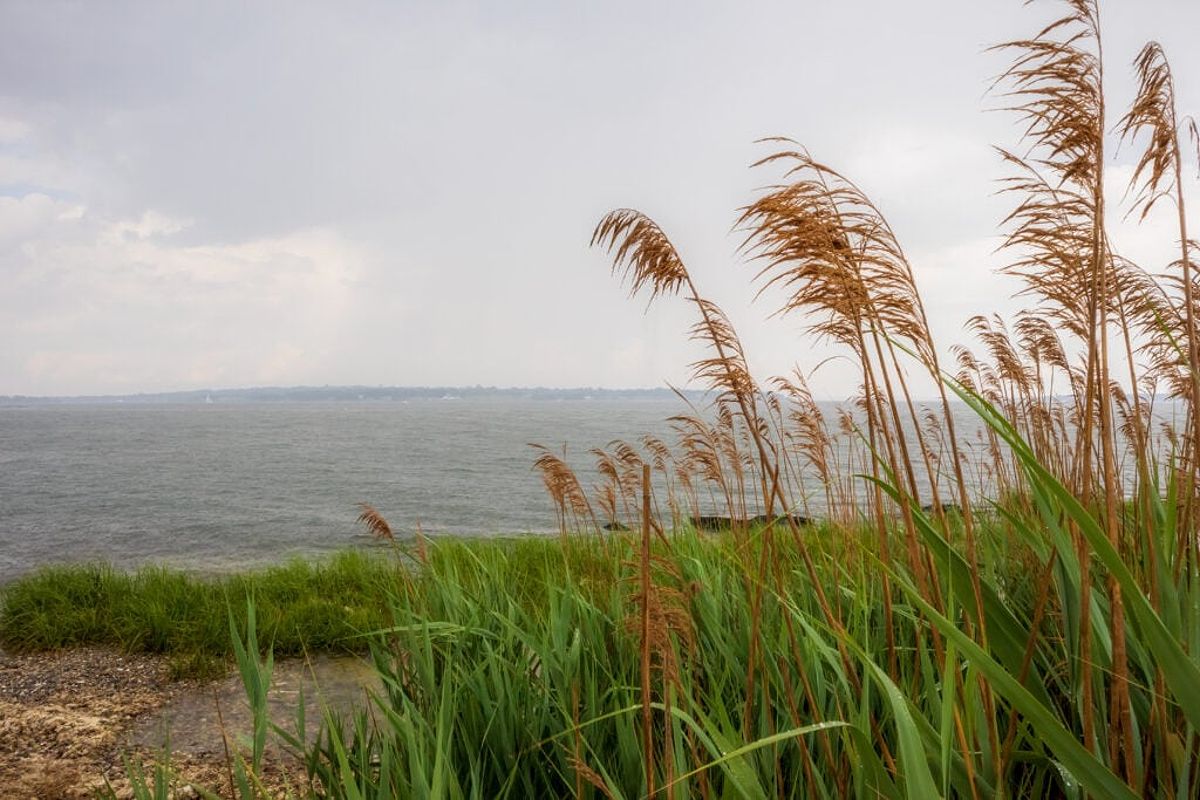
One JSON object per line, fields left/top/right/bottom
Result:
{"left": 1, "top": 0, "right": 1198, "bottom": 396}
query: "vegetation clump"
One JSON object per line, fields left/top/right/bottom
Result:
{"left": 0, "top": 551, "right": 398, "bottom": 679}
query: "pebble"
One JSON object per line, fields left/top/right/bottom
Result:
{"left": 0, "top": 646, "right": 312, "bottom": 797}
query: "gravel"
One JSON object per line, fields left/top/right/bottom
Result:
{"left": 0, "top": 647, "right": 305, "bottom": 799}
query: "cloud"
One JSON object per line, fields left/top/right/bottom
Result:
{"left": 1104, "top": 162, "right": 1197, "bottom": 273}
{"left": 0, "top": 1, "right": 1198, "bottom": 396}
{"left": 1, "top": 198, "right": 368, "bottom": 394}
{"left": 0, "top": 117, "right": 30, "bottom": 144}
{"left": 0, "top": 193, "right": 83, "bottom": 247}
{"left": 100, "top": 210, "right": 190, "bottom": 243}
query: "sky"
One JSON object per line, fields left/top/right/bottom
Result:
{"left": 1, "top": 0, "right": 1198, "bottom": 399}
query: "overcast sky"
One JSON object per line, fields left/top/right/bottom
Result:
{"left": 2, "top": 1, "right": 1198, "bottom": 398}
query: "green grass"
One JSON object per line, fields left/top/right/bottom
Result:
{"left": 0, "top": 549, "right": 402, "bottom": 678}
{"left": 259, "top": 499, "right": 1187, "bottom": 799}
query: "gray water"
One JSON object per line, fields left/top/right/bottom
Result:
{"left": 2, "top": 395, "right": 1169, "bottom": 584}
{"left": 0, "top": 399, "right": 684, "bottom": 582}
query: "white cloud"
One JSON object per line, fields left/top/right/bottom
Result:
{"left": 0, "top": 193, "right": 85, "bottom": 247}
{"left": 0, "top": 117, "right": 30, "bottom": 144}
{"left": 1105, "top": 162, "right": 1199, "bottom": 274}
{"left": 1, "top": 199, "right": 369, "bottom": 394}
{"left": 100, "top": 210, "right": 190, "bottom": 243}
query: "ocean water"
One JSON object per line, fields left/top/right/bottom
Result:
{"left": 2, "top": 395, "right": 1167, "bottom": 583}
{"left": 0, "top": 399, "right": 685, "bottom": 582}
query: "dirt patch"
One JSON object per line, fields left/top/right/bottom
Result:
{"left": 0, "top": 648, "right": 371, "bottom": 799}
{"left": 0, "top": 648, "right": 173, "bottom": 798}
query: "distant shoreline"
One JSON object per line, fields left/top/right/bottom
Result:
{"left": 0, "top": 384, "right": 1011, "bottom": 406}
{"left": 0, "top": 385, "right": 703, "bottom": 406}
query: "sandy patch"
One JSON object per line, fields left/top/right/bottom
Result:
{"left": 0, "top": 647, "right": 370, "bottom": 798}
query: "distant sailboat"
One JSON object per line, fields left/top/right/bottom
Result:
{"left": 204, "top": 394, "right": 214, "bottom": 404}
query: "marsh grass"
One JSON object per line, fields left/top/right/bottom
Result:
{"left": 102, "top": 519, "right": 1044, "bottom": 799}
{"left": 0, "top": 550, "right": 399, "bottom": 678}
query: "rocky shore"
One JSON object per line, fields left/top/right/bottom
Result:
{"left": 0, "top": 647, "right": 369, "bottom": 799}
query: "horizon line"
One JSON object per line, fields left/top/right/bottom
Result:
{"left": 0, "top": 382, "right": 1049, "bottom": 406}
{"left": 0, "top": 383, "right": 697, "bottom": 400}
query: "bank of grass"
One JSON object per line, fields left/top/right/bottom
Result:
{"left": 0, "top": 522, "right": 927, "bottom": 679}
{"left": 1, "top": 506, "right": 1189, "bottom": 797}
{"left": 208, "top": 502, "right": 1194, "bottom": 798}
{"left": 0, "top": 549, "right": 404, "bottom": 678}
{"left": 96, "top": 517, "right": 1065, "bottom": 799}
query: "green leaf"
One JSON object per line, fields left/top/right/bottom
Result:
{"left": 889, "top": 566, "right": 1137, "bottom": 800}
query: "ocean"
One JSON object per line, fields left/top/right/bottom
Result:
{"left": 2, "top": 393, "right": 1167, "bottom": 583}
{"left": 0, "top": 398, "right": 688, "bottom": 581}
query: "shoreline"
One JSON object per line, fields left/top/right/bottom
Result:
{"left": 0, "top": 531, "right": 568, "bottom": 589}
{"left": 0, "top": 646, "right": 335, "bottom": 798}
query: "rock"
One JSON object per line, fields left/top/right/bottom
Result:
{"left": 920, "top": 502, "right": 962, "bottom": 515}
{"left": 689, "top": 515, "right": 735, "bottom": 531}
{"left": 690, "top": 513, "right": 813, "bottom": 531}
{"left": 748, "top": 513, "right": 812, "bottom": 527}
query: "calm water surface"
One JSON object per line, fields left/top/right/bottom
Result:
{"left": 5, "top": 395, "right": 1163, "bottom": 583}
{"left": 0, "top": 399, "right": 682, "bottom": 581}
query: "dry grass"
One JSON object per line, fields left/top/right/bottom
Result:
{"left": 355, "top": 503, "right": 394, "bottom": 542}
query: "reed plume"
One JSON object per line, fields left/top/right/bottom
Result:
{"left": 591, "top": 208, "right": 779, "bottom": 519}
{"left": 530, "top": 444, "right": 597, "bottom": 535}
{"left": 594, "top": 204, "right": 857, "bottom": 743}
{"left": 356, "top": 503, "right": 394, "bottom": 541}
{"left": 1119, "top": 40, "right": 1200, "bottom": 540}
{"left": 994, "top": 0, "right": 1136, "bottom": 773}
